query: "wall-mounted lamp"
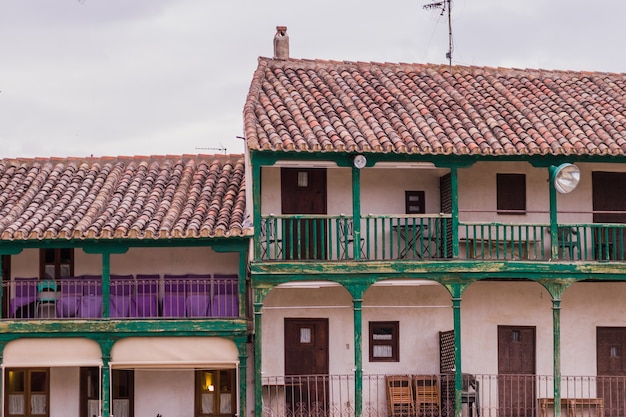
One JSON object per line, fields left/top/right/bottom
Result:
{"left": 552, "top": 163, "right": 580, "bottom": 194}
{"left": 353, "top": 155, "right": 367, "bottom": 169}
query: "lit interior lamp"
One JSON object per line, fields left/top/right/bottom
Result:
{"left": 353, "top": 155, "right": 367, "bottom": 169}
{"left": 208, "top": 385, "right": 215, "bottom": 392}
{"left": 553, "top": 163, "right": 581, "bottom": 194}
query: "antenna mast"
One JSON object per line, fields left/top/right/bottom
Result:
{"left": 423, "top": 0, "right": 453, "bottom": 67}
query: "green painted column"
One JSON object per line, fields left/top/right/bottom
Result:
{"left": 451, "top": 287, "right": 463, "bottom": 417}
{"left": 451, "top": 167, "right": 459, "bottom": 258}
{"left": 553, "top": 297, "right": 562, "bottom": 417}
{"left": 542, "top": 281, "right": 570, "bottom": 417}
{"left": 352, "top": 166, "right": 362, "bottom": 260}
{"left": 0, "top": 342, "right": 5, "bottom": 409}
{"left": 102, "top": 252, "right": 111, "bottom": 318}
{"left": 238, "top": 251, "right": 247, "bottom": 317}
{"left": 549, "top": 166, "right": 559, "bottom": 260}
{"left": 353, "top": 296, "right": 363, "bottom": 417}
{"left": 253, "top": 287, "right": 270, "bottom": 417}
{"left": 252, "top": 162, "right": 263, "bottom": 260}
{"left": 0, "top": 255, "right": 3, "bottom": 319}
{"left": 236, "top": 336, "right": 248, "bottom": 417}
{"left": 98, "top": 338, "right": 115, "bottom": 417}
{"left": 347, "top": 283, "right": 368, "bottom": 417}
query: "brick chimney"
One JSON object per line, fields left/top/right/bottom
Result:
{"left": 273, "top": 26, "right": 289, "bottom": 59}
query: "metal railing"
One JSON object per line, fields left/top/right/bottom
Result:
{"left": 4, "top": 275, "right": 240, "bottom": 320}
{"left": 262, "top": 373, "right": 617, "bottom": 417}
{"left": 258, "top": 215, "right": 626, "bottom": 263}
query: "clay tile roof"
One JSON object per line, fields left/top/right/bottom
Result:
{"left": 0, "top": 154, "right": 251, "bottom": 242}
{"left": 244, "top": 57, "right": 626, "bottom": 157}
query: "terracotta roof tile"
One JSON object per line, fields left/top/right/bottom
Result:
{"left": 0, "top": 155, "right": 250, "bottom": 242}
{"left": 244, "top": 58, "right": 626, "bottom": 156}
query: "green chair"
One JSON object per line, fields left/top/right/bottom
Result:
{"left": 37, "top": 279, "right": 58, "bottom": 318}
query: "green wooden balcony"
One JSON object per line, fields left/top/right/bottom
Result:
{"left": 257, "top": 215, "right": 626, "bottom": 262}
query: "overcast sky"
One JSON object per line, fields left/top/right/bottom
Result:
{"left": 2, "top": 0, "right": 626, "bottom": 159}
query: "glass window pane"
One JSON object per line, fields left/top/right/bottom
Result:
{"left": 31, "top": 394, "right": 47, "bottom": 415}
{"left": 300, "top": 327, "right": 312, "bottom": 344}
{"left": 7, "top": 370, "right": 25, "bottom": 392}
{"left": 373, "top": 345, "right": 393, "bottom": 358}
{"left": 30, "top": 371, "right": 47, "bottom": 392}
{"left": 202, "top": 393, "right": 215, "bottom": 414}
{"left": 8, "top": 394, "right": 24, "bottom": 415}
{"left": 219, "top": 370, "right": 232, "bottom": 393}
{"left": 60, "top": 264, "right": 71, "bottom": 278}
{"left": 220, "top": 393, "right": 232, "bottom": 414}
{"left": 113, "top": 370, "right": 131, "bottom": 398}
{"left": 44, "top": 265, "right": 56, "bottom": 279}
{"left": 60, "top": 248, "right": 72, "bottom": 263}
{"left": 44, "top": 249, "right": 55, "bottom": 264}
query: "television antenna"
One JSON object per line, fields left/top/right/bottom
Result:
{"left": 423, "top": 0, "right": 453, "bottom": 67}
{"left": 195, "top": 146, "right": 227, "bottom": 154}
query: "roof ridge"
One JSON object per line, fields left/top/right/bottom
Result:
{"left": 256, "top": 56, "right": 626, "bottom": 77}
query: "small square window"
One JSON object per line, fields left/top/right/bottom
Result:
{"left": 405, "top": 191, "right": 425, "bottom": 214}
{"left": 369, "top": 321, "right": 399, "bottom": 362}
{"left": 497, "top": 174, "right": 526, "bottom": 214}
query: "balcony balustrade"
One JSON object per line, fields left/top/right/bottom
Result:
{"left": 258, "top": 215, "right": 626, "bottom": 263}
{"left": 3, "top": 274, "right": 240, "bottom": 320}
{"left": 262, "top": 373, "right": 616, "bottom": 417}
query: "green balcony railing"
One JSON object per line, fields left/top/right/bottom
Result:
{"left": 258, "top": 214, "right": 451, "bottom": 261}
{"left": 257, "top": 215, "right": 626, "bottom": 262}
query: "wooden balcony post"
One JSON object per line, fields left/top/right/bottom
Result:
{"left": 451, "top": 167, "right": 460, "bottom": 258}
{"left": 549, "top": 166, "right": 560, "bottom": 260}
{"left": 352, "top": 165, "right": 362, "bottom": 260}
{"left": 102, "top": 252, "right": 111, "bottom": 318}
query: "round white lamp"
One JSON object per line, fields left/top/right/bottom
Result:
{"left": 553, "top": 163, "right": 580, "bottom": 194}
{"left": 353, "top": 155, "right": 367, "bottom": 169}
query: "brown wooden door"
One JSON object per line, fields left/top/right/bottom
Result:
{"left": 592, "top": 172, "right": 626, "bottom": 260}
{"left": 597, "top": 327, "right": 626, "bottom": 417}
{"left": 2, "top": 255, "right": 10, "bottom": 318}
{"left": 284, "top": 318, "right": 329, "bottom": 416}
{"left": 281, "top": 168, "right": 327, "bottom": 260}
{"left": 498, "top": 326, "right": 535, "bottom": 417}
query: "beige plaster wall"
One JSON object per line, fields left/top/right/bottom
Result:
{"left": 9, "top": 247, "right": 238, "bottom": 279}
{"left": 561, "top": 282, "right": 626, "bottom": 376}
{"left": 461, "top": 281, "right": 553, "bottom": 375}
{"left": 260, "top": 166, "right": 447, "bottom": 215}
{"left": 261, "top": 282, "right": 452, "bottom": 377}
{"left": 134, "top": 369, "right": 195, "bottom": 417}
{"left": 50, "top": 367, "right": 80, "bottom": 417}
{"left": 458, "top": 161, "right": 626, "bottom": 224}
{"left": 262, "top": 280, "right": 626, "bottom": 378}
{"left": 261, "top": 285, "right": 355, "bottom": 376}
